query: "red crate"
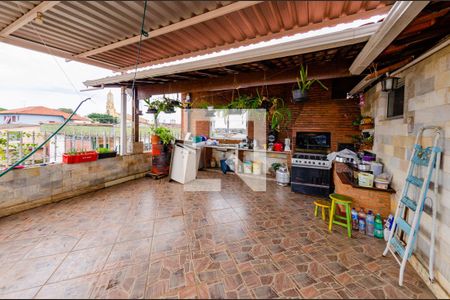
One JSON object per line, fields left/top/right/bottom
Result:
{"left": 63, "top": 151, "right": 98, "bottom": 164}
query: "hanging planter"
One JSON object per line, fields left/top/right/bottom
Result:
{"left": 292, "top": 89, "right": 308, "bottom": 102}
{"left": 293, "top": 64, "right": 328, "bottom": 103}
{"left": 147, "top": 108, "right": 158, "bottom": 114}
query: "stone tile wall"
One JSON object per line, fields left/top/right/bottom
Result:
{"left": 0, "top": 153, "right": 152, "bottom": 217}
{"left": 361, "top": 45, "right": 450, "bottom": 294}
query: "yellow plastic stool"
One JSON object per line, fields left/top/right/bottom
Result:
{"left": 313, "top": 199, "right": 331, "bottom": 221}
{"left": 328, "top": 193, "right": 353, "bottom": 238}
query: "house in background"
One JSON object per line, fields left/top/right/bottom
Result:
{"left": 0, "top": 106, "right": 91, "bottom": 125}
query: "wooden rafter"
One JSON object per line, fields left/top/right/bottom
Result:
{"left": 0, "top": 1, "right": 61, "bottom": 39}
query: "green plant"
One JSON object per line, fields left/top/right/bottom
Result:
{"left": 150, "top": 126, "right": 175, "bottom": 145}
{"left": 296, "top": 64, "right": 328, "bottom": 93}
{"left": 87, "top": 113, "right": 118, "bottom": 124}
{"left": 97, "top": 147, "right": 114, "bottom": 154}
{"left": 271, "top": 162, "right": 282, "bottom": 172}
{"left": 352, "top": 115, "right": 363, "bottom": 126}
{"left": 268, "top": 97, "right": 292, "bottom": 132}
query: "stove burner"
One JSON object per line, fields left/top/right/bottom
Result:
{"left": 291, "top": 152, "right": 331, "bottom": 169}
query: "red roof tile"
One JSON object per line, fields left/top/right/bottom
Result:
{"left": 0, "top": 106, "right": 90, "bottom": 121}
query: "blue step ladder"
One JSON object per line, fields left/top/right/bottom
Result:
{"left": 383, "top": 126, "right": 442, "bottom": 286}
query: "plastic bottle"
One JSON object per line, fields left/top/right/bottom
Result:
{"left": 358, "top": 208, "right": 366, "bottom": 234}
{"left": 374, "top": 214, "right": 384, "bottom": 239}
{"left": 351, "top": 208, "right": 359, "bottom": 230}
{"left": 366, "top": 210, "right": 375, "bottom": 237}
{"left": 383, "top": 214, "right": 394, "bottom": 241}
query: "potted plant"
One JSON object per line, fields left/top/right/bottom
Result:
{"left": 63, "top": 149, "right": 98, "bottom": 164}
{"left": 268, "top": 97, "right": 292, "bottom": 133}
{"left": 96, "top": 147, "right": 117, "bottom": 159}
{"left": 150, "top": 126, "right": 175, "bottom": 176}
{"left": 293, "top": 64, "right": 328, "bottom": 102}
{"left": 150, "top": 126, "right": 175, "bottom": 146}
{"left": 144, "top": 98, "right": 160, "bottom": 114}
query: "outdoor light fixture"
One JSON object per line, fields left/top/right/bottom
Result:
{"left": 35, "top": 12, "right": 44, "bottom": 25}
{"left": 381, "top": 73, "right": 400, "bottom": 92}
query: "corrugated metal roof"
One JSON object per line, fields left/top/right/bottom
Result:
{"left": 0, "top": 1, "right": 40, "bottom": 31}
{"left": 0, "top": 1, "right": 393, "bottom": 71}
{"left": 90, "top": 1, "right": 392, "bottom": 69}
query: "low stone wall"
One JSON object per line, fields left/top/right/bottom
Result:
{"left": 0, "top": 153, "right": 151, "bottom": 217}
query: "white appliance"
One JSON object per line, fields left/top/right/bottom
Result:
{"left": 170, "top": 143, "right": 201, "bottom": 184}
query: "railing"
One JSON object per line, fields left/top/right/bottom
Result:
{"left": 0, "top": 124, "right": 181, "bottom": 168}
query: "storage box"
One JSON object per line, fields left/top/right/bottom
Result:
{"left": 63, "top": 151, "right": 98, "bottom": 164}
{"left": 358, "top": 172, "right": 374, "bottom": 188}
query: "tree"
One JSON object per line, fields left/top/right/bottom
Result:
{"left": 0, "top": 108, "right": 6, "bottom": 111}
{"left": 58, "top": 108, "right": 73, "bottom": 114}
{"left": 87, "top": 113, "right": 118, "bottom": 124}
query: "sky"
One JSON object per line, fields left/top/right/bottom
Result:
{"left": 0, "top": 43, "right": 181, "bottom": 123}
{"left": 0, "top": 43, "right": 125, "bottom": 117}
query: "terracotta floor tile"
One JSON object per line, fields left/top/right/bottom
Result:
{"left": 0, "top": 238, "right": 41, "bottom": 263}
{"left": 92, "top": 264, "right": 147, "bottom": 299}
{"left": 0, "top": 254, "right": 66, "bottom": 294}
{"left": 34, "top": 274, "right": 99, "bottom": 299}
{"left": 154, "top": 216, "right": 185, "bottom": 235}
{"left": 146, "top": 253, "right": 196, "bottom": 298}
{"left": 48, "top": 246, "right": 112, "bottom": 283}
{"left": 25, "top": 235, "right": 79, "bottom": 259}
{"left": 0, "top": 172, "right": 436, "bottom": 299}
{"left": 104, "top": 238, "right": 151, "bottom": 270}
{"left": 74, "top": 225, "right": 122, "bottom": 250}
{"left": 0, "top": 287, "right": 40, "bottom": 299}
{"left": 116, "top": 221, "right": 154, "bottom": 243}
{"left": 209, "top": 208, "right": 241, "bottom": 224}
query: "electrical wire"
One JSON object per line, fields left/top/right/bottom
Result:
{"left": 14, "top": 2, "right": 86, "bottom": 102}
{"left": 130, "top": 0, "right": 149, "bottom": 93}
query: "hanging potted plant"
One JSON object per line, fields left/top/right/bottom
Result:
{"left": 144, "top": 98, "right": 160, "bottom": 114}
{"left": 162, "top": 97, "right": 181, "bottom": 114}
{"left": 292, "top": 64, "right": 328, "bottom": 102}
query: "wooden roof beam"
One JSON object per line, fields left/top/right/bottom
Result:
{"left": 75, "top": 1, "right": 262, "bottom": 59}
{"left": 349, "top": 1, "right": 429, "bottom": 75}
{"left": 135, "top": 62, "right": 351, "bottom": 96}
{"left": 0, "top": 1, "right": 60, "bottom": 40}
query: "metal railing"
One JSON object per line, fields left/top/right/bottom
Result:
{"left": 1, "top": 128, "right": 152, "bottom": 168}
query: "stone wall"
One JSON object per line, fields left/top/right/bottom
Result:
{"left": 361, "top": 45, "right": 450, "bottom": 295}
{"left": 0, "top": 153, "right": 152, "bottom": 217}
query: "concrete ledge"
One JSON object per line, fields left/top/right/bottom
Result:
{"left": 0, "top": 153, "right": 151, "bottom": 217}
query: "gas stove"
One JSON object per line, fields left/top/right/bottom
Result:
{"left": 291, "top": 152, "right": 331, "bottom": 169}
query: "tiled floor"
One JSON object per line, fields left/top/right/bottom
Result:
{"left": 0, "top": 171, "right": 434, "bottom": 299}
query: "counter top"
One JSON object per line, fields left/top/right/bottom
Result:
{"left": 335, "top": 162, "right": 395, "bottom": 193}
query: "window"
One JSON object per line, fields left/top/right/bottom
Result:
{"left": 210, "top": 112, "right": 248, "bottom": 140}
{"left": 387, "top": 84, "right": 405, "bottom": 118}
